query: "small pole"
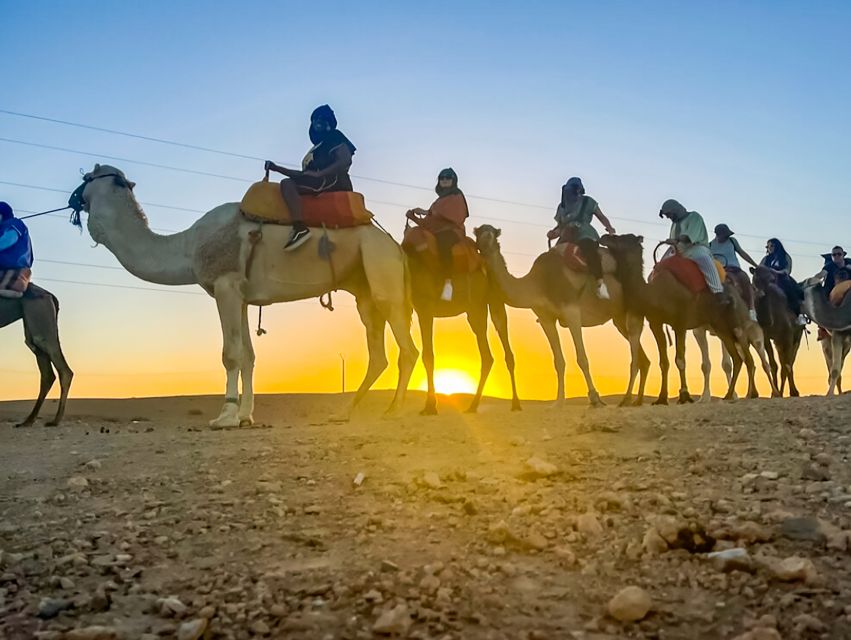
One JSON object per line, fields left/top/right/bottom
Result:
{"left": 339, "top": 353, "right": 346, "bottom": 393}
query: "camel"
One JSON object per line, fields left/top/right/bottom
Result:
{"left": 803, "top": 284, "right": 851, "bottom": 395}
{"left": 473, "top": 225, "right": 649, "bottom": 406}
{"left": 72, "top": 164, "right": 418, "bottom": 427}
{"left": 405, "top": 240, "right": 520, "bottom": 415}
{"left": 0, "top": 285, "right": 73, "bottom": 426}
{"left": 600, "top": 234, "right": 757, "bottom": 404}
{"left": 747, "top": 265, "right": 804, "bottom": 396}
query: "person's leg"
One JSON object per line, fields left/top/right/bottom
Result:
{"left": 687, "top": 250, "right": 724, "bottom": 294}
{"left": 435, "top": 230, "right": 455, "bottom": 301}
{"left": 280, "top": 178, "right": 311, "bottom": 251}
{"left": 578, "top": 238, "right": 608, "bottom": 299}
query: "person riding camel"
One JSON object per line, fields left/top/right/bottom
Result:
{"left": 658, "top": 199, "right": 726, "bottom": 300}
{"left": 829, "top": 268, "right": 851, "bottom": 307}
{"left": 546, "top": 177, "right": 616, "bottom": 300}
{"left": 264, "top": 105, "right": 356, "bottom": 251}
{"left": 709, "top": 223, "right": 759, "bottom": 321}
{"left": 804, "top": 245, "right": 851, "bottom": 340}
{"left": 406, "top": 168, "right": 469, "bottom": 302}
{"left": 0, "top": 202, "right": 33, "bottom": 298}
{"left": 760, "top": 238, "right": 806, "bottom": 325}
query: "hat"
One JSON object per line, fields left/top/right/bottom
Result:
{"left": 438, "top": 168, "right": 457, "bottom": 180}
{"left": 714, "top": 223, "right": 734, "bottom": 238}
{"left": 659, "top": 199, "right": 686, "bottom": 218}
{"left": 563, "top": 177, "right": 585, "bottom": 194}
{"left": 0, "top": 201, "right": 12, "bottom": 220}
{"left": 310, "top": 104, "right": 337, "bottom": 129}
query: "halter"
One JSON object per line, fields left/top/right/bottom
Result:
{"left": 68, "top": 172, "right": 132, "bottom": 228}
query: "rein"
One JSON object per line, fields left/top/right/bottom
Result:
{"left": 20, "top": 206, "right": 73, "bottom": 220}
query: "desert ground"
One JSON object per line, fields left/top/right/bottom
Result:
{"left": 1, "top": 391, "right": 850, "bottom": 640}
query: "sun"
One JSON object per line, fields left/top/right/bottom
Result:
{"left": 431, "top": 369, "right": 478, "bottom": 395}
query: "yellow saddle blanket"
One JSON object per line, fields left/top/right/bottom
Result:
{"left": 240, "top": 181, "right": 373, "bottom": 228}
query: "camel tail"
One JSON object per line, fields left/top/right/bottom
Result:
{"left": 402, "top": 251, "right": 414, "bottom": 325}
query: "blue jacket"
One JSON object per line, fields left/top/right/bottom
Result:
{"left": 0, "top": 218, "right": 33, "bottom": 270}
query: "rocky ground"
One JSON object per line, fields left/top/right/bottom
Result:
{"left": 1, "top": 391, "right": 850, "bottom": 640}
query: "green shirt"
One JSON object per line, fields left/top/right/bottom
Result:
{"left": 555, "top": 195, "right": 601, "bottom": 242}
{"left": 669, "top": 210, "right": 709, "bottom": 248}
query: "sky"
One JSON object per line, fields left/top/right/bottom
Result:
{"left": 1, "top": 0, "right": 850, "bottom": 402}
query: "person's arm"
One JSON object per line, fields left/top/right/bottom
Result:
{"left": 0, "top": 227, "right": 21, "bottom": 251}
{"left": 803, "top": 269, "right": 828, "bottom": 287}
{"left": 732, "top": 238, "right": 758, "bottom": 267}
{"left": 306, "top": 145, "right": 353, "bottom": 179}
{"left": 593, "top": 206, "right": 616, "bottom": 234}
{"left": 264, "top": 160, "right": 302, "bottom": 178}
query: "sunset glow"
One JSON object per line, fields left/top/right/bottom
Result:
{"left": 428, "top": 370, "right": 478, "bottom": 396}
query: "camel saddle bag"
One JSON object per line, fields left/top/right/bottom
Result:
{"left": 240, "top": 177, "right": 373, "bottom": 228}
{"left": 0, "top": 268, "right": 31, "bottom": 298}
{"left": 402, "top": 226, "right": 482, "bottom": 275}
{"left": 651, "top": 255, "right": 726, "bottom": 294}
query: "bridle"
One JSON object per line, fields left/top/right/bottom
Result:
{"left": 68, "top": 172, "right": 133, "bottom": 227}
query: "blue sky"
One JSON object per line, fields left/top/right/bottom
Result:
{"left": 1, "top": 0, "right": 850, "bottom": 399}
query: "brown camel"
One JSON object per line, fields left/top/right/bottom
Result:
{"left": 0, "top": 285, "right": 73, "bottom": 426}
{"left": 751, "top": 265, "right": 804, "bottom": 396}
{"left": 803, "top": 284, "right": 851, "bottom": 395}
{"left": 473, "top": 225, "right": 649, "bottom": 406}
{"left": 600, "top": 234, "right": 756, "bottom": 404}
{"left": 404, "top": 233, "right": 520, "bottom": 414}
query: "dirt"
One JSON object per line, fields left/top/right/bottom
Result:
{"left": 1, "top": 392, "right": 850, "bottom": 640}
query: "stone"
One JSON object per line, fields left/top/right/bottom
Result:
{"left": 422, "top": 472, "right": 443, "bottom": 489}
{"left": 67, "top": 476, "right": 90, "bottom": 490}
{"left": 814, "top": 452, "right": 832, "bottom": 467}
{"left": 728, "top": 521, "right": 773, "bottom": 544}
{"left": 607, "top": 586, "right": 652, "bottom": 622}
{"left": 198, "top": 606, "right": 216, "bottom": 619}
{"left": 84, "top": 460, "right": 102, "bottom": 470}
{"left": 159, "top": 596, "right": 188, "bottom": 617}
{"left": 793, "top": 613, "right": 826, "bottom": 633}
{"left": 381, "top": 559, "right": 399, "bottom": 572}
{"left": 779, "top": 516, "right": 825, "bottom": 542}
{"left": 760, "top": 471, "right": 779, "bottom": 480}
{"left": 577, "top": 513, "right": 604, "bottom": 539}
{"left": 269, "top": 603, "right": 287, "bottom": 617}
{"left": 353, "top": 472, "right": 366, "bottom": 487}
{"left": 37, "top": 597, "right": 70, "bottom": 619}
{"left": 373, "top": 604, "right": 412, "bottom": 635}
{"left": 250, "top": 620, "right": 271, "bottom": 635}
{"left": 554, "top": 545, "right": 576, "bottom": 565}
{"left": 420, "top": 574, "right": 440, "bottom": 594}
{"left": 525, "top": 531, "right": 548, "bottom": 551}
{"left": 707, "top": 548, "right": 754, "bottom": 573}
{"left": 523, "top": 457, "right": 559, "bottom": 479}
{"left": 642, "top": 527, "right": 668, "bottom": 554}
{"left": 731, "top": 629, "right": 782, "bottom": 640}
{"left": 65, "top": 627, "right": 120, "bottom": 640}
{"left": 771, "top": 556, "right": 819, "bottom": 583}
{"left": 651, "top": 515, "right": 682, "bottom": 544}
{"left": 177, "top": 618, "right": 208, "bottom": 640}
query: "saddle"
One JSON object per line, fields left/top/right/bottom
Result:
{"left": 830, "top": 280, "right": 851, "bottom": 307}
{"left": 401, "top": 226, "right": 482, "bottom": 275}
{"left": 651, "top": 255, "right": 725, "bottom": 294}
{"left": 555, "top": 242, "right": 588, "bottom": 272}
{"left": 0, "top": 268, "right": 31, "bottom": 299}
{"left": 240, "top": 180, "right": 373, "bottom": 228}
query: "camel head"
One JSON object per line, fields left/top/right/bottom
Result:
{"left": 69, "top": 164, "right": 140, "bottom": 242}
{"left": 473, "top": 225, "right": 502, "bottom": 257}
{"left": 599, "top": 233, "right": 643, "bottom": 255}
{"left": 751, "top": 264, "right": 776, "bottom": 293}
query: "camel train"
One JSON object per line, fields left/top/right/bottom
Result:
{"left": 3, "top": 161, "right": 849, "bottom": 426}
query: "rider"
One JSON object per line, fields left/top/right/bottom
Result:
{"left": 658, "top": 199, "right": 725, "bottom": 299}
{"left": 709, "top": 223, "right": 759, "bottom": 321}
{"left": 760, "top": 238, "right": 806, "bottom": 325}
{"left": 406, "top": 168, "right": 469, "bottom": 301}
{"left": 810, "top": 246, "right": 851, "bottom": 294}
{"left": 265, "top": 105, "right": 356, "bottom": 251}
{"left": 547, "top": 177, "right": 616, "bottom": 300}
{"left": 0, "top": 202, "right": 33, "bottom": 296}
{"left": 829, "top": 268, "right": 851, "bottom": 307}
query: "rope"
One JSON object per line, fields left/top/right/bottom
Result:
{"left": 19, "top": 206, "right": 72, "bottom": 220}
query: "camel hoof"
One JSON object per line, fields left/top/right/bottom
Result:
{"left": 677, "top": 392, "right": 694, "bottom": 404}
{"left": 697, "top": 394, "right": 712, "bottom": 404}
{"left": 238, "top": 418, "right": 254, "bottom": 428}
{"left": 748, "top": 391, "right": 760, "bottom": 400}
{"left": 45, "top": 421, "right": 60, "bottom": 427}
{"left": 771, "top": 390, "right": 782, "bottom": 398}
{"left": 328, "top": 412, "right": 351, "bottom": 423}
{"left": 420, "top": 406, "right": 438, "bottom": 416}
{"left": 632, "top": 398, "right": 644, "bottom": 407}
{"left": 791, "top": 390, "right": 800, "bottom": 398}
{"left": 653, "top": 397, "right": 668, "bottom": 406}
{"left": 14, "top": 421, "right": 33, "bottom": 428}
{"left": 464, "top": 405, "right": 479, "bottom": 414}
{"left": 511, "top": 401, "right": 522, "bottom": 412}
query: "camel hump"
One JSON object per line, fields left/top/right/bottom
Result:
{"left": 240, "top": 180, "right": 373, "bottom": 228}
{"left": 402, "top": 227, "right": 482, "bottom": 275}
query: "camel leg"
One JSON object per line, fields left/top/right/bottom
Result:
{"left": 752, "top": 333, "right": 779, "bottom": 398}
{"left": 339, "top": 298, "right": 390, "bottom": 421}
{"left": 465, "top": 305, "right": 494, "bottom": 413}
{"left": 613, "top": 316, "right": 639, "bottom": 407}
{"left": 827, "top": 332, "right": 845, "bottom": 396}
{"left": 649, "top": 321, "right": 669, "bottom": 405}
{"left": 489, "top": 302, "right": 521, "bottom": 411}
{"left": 237, "top": 306, "right": 255, "bottom": 426}
{"left": 719, "top": 333, "right": 744, "bottom": 400}
{"left": 16, "top": 347, "right": 54, "bottom": 427}
{"left": 564, "top": 309, "right": 604, "bottom": 407}
{"left": 693, "top": 328, "right": 714, "bottom": 403}
{"left": 210, "top": 280, "right": 245, "bottom": 428}
{"left": 418, "top": 313, "right": 438, "bottom": 415}
{"left": 764, "top": 339, "right": 781, "bottom": 396}
{"left": 22, "top": 299, "right": 73, "bottom": 427}
{"left": 740, "top": 334, "right": 759, "bottom": 399}
{"left": 537, "top": 314, "right": 566, "bottom": 405}
{"left": 674, "top": 328, "right": 693, "bottom": 404}
{"left": 631, "top": 314, "right": 650, "bottom": 406}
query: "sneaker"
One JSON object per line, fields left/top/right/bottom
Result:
{"left": 284, "top": 226, "right": 311, "bottom": 252}
{"left": 796, "top": 314, "right": 808, "bottom": 326}
{"left": 440, "top": 280, "right": 453, "bottom": 302}
{"left": 597, "top": 280, "right": 610, "bottom": 300}
{"left": 749, "top": 309, "right": 758, "bottom": 322}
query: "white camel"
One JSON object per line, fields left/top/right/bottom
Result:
{"left": 73, "top": 164, "right": 418, "bottom": 427}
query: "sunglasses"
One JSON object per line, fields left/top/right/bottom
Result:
{"left": 832, "top": 252, "right": 845, "bottom": 257}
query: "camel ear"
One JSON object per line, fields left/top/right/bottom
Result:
{"left": 495, "top": 228, "right": 502, "bottom": 238}
{"left": 749, "top": 267, "right": 756, "bottom": 274}
{"left": 94, "top": 163, "right": 101, "bottom": 172}
{"left": 473, "top": 226, "right": 479, "bottom": 234}
{"left": 127, "top": 181, "right": 136, "bottom": 190}
{"left": 637, "top": 235, "right": 644, "bottom": 243}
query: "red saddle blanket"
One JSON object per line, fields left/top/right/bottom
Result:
{"left": 240, "top": 180, "right": 373, "bottom": 228}
{"left": 651, "top": 255, "right": 721, "bottom": 294}
{"left": 556, "top": 242, "right": 588, "bottom": 272}
{"left": 0, "top": 268, "right": 31, "bottom": 297}
{"left": 402, "top": 227, "right": 482, "bottom": 275}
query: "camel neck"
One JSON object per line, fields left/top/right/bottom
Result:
{"left": 90, "top": 197, "right": 197, "bottom": 286}
{"left": 484, "top": 248, "right": 538, "bottom": 308}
